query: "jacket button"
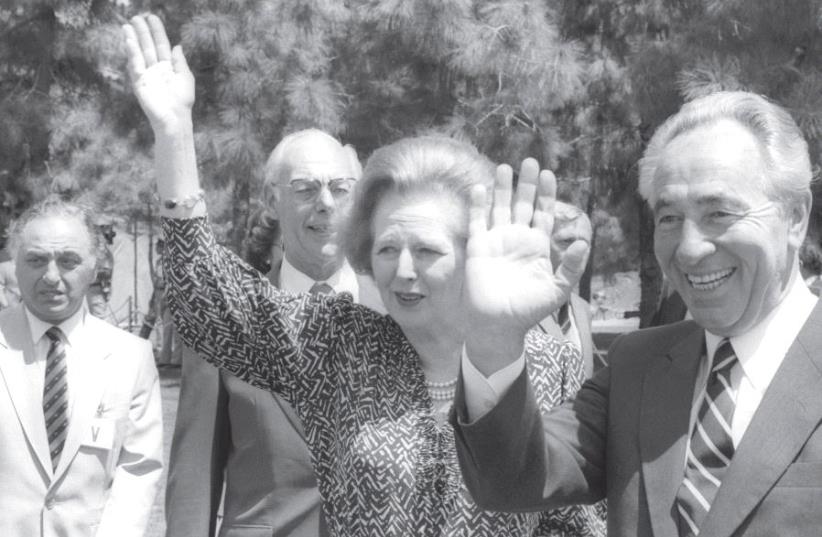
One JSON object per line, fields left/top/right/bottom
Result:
{"left": 45, "top": 498, "right": 55, "bottom": 509}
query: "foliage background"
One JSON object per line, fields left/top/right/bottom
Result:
{"left": 2, "top": 0, "right": 822, "bottom": 324}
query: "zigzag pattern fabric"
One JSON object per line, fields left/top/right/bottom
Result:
{"left": 162, "top": 217, "right": 606, "bottom": 537}
{"left": 676, "top": 339, "right": 738, "bottom": 536}
{"left": 43, "top": 326, "right": 69, "bottom": 472}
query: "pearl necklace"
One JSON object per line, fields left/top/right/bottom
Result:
{"left": 425, "top": 378, "right": 457, "bottom": 388}
{"left": 425, "top": 377, "right": 457, "bottom": 401}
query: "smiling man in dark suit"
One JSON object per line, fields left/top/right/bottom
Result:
{"left": 453, "top": 91, "right": 822, "bottom": 537}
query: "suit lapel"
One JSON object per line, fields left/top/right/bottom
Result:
{"left": 700, "top": 302, "right": 822, "bottom": 537}
{"left": 640, "top": 323, "right": 703, "bottom": 537}
{"left": 537, "top": 314, "right": 564, "bottom": 340}
{"left": 569, "top": 294, "right": 594, "bottom": 375}
{"left": 0, "top": 306, "right": 53, "bottom": 476}
{"left": 53, "top": 316, "right": 112, "bottom": 482}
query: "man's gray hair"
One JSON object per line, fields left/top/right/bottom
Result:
{"left": 638, "top": 91, "right": 812, "bottom": 208}
{"left": 262, "top": 129, "right": 352, "bottom": 187}
{"left": 7, "top": 195, "right": 104, "bottom": 263}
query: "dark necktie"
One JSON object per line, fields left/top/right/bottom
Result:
{"left": 310, "top": 281, "right": 335, "bottom": 296}
{"left": 554, "top": 303, "right": 571, "bottom": 335}
{"left": 43, "top": 326, "right": 69, "bottom": 472}
{"left": 676, "top": 339, "right": 738, "bottom": 536}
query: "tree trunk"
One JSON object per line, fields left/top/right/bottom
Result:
{"left": 579, "top": 174, "right": 596, "bottom": 302}
{"left": 231, "top": 175, "right": 250, "bottom": 254}
{"left": 638, "top": 199, "right": 662, "bottom": 328}
{"left": 32, "top": 7, "right": 56, "bottom": 97}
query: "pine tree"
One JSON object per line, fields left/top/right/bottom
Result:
{"left": 0, "top": 0, "right": 158, "bottom": 230}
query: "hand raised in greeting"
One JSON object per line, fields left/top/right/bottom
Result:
{"left": 464, "top": 158, "right": 588, "bottom": 373}
{"left": 123, "top": 14, "right": 194, "bottom": 134}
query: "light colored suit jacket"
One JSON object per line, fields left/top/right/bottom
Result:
{"left": 537, "top": 293, "right": 595, "bottom": 377}
{"left": 166, "top": 262, "right": 382, "bottom": 537}
{"left": 0, "top": 304, "right": 163, "bottom": 537}
{"left": 454, "top": 300, "right": 822, "bottom": 537}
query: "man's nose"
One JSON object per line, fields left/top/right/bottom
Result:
{"left": 314, "top": 186, "right": 335, "bottom": 212}
{"left": 42, "top": 260, "right": 61, "bottom": 284}
{"left": 675, "top": 219, "right": 715, "bottom": 266}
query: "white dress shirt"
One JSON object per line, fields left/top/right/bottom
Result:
{"left": 697, "top": 276, "right": 817, "bottom": 447}
{"left": 280, "top": 255, "right": 360, "bottom": 297}
{"left": 24, "top": 304, "right": 88, "bottom": 421}
{"left": 464, "top": 276, "right": 818, "bottom": 423}
{"left": 280, "top": 255, "right": 385, "bottom": 313}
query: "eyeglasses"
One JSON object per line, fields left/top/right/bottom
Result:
{"left": 281, "top": 178, "right": 356, "bottom": 203}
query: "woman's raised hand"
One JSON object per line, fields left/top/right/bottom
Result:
{"left": 123, "top": 14, "right": 194, "bottom": 134}
{"left": 463, "top": 159, "right": 588, "bottom": 374}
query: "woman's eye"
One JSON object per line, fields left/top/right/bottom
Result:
{"left": 376, "top": 245, "right": 398, "bottom": 255}
{"left": 417, "top": 246, "right": 443, "bottom": 256}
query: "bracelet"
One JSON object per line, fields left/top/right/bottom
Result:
{"left": 156, "top": 189, "right": 205, "bottom": 210}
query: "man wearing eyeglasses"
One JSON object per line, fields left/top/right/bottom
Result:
{"left": 166, "top": 129, "right": 383, "bottom": 537}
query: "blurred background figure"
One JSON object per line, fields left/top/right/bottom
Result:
{"left": 537, "top": 201, "right": 596, "bottom": 378}
{"left": 86, "top": 221, "right": 116, "bottom": 321}
{"left": 139, "top": 238, "right": 181, "bottom": 367}
{"left": 590, "top": 289, "right": 608, "bottom": 320}
{"left": 800, "top": 239, "right": 822, "bottom": 296}
{"left": 242, "top": 205, "right": 284, "bottom": 282}
{"left": 0, "top": 235, "right": 21, "bottom": 310}
{"left": 649, "top": 276, "right": 689, "bottom": 326}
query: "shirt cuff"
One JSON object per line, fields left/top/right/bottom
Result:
{"left": 461, "top": 347, "right": 526, "bottom": 421}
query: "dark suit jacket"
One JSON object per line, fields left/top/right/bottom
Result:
{"left": 453, "top": 300, "right": 822, "bottom": 537}
{"left": 165, "top": 263, "right": 325, "bottom": 537}
{"left": 538, "top": 293, "right": 595, "bottom": 377}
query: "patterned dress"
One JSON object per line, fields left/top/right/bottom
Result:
{"left": 163, "top": 217, "right": 605, "bottom": 537}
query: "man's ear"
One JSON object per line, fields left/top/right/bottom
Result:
{"left": 787, "top": 191, "right": 812, "bottom": 250}
{"left": 263, "top": 181, "right": 280, "bottom": 218}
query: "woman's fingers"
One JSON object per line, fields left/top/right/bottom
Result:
{"left": 147, "top": 14, "right": 172, "bottom": 63}
{"left": 171, "top": 45, "right": 192, "bottom": 77}
{"left": 468, "top": 185, "right": 489, "bottom": 239}
{"left": 512, "top": 158, "right": 539, "bottom": 225}
{"left": 492, "top": 164, "right": 513, "bottom": 226}
{"left": 131, "top": 15, "right": 158, "bottom": 67}
{"left": 532, "top": 169, "right": 557, "bottom": 239}
{"left": 122, "top": 24, "right": 145, "bottom": 81}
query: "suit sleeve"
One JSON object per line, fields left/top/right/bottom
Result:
{"left": 165, "top": 345, "right": 229, "bottom": 537}
{"left": 452, "top": 360, "right": 609, "bottom": 512}
{"left": 95, "top": 338, "right": 164, "bottom": 537}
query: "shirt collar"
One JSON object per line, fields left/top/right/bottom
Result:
{"left": 280, "top": 254, "right": 359, "bottom": 298}
{"left": 24, "top": 302, "right": 88, "bottom": 348}
{"left": 704, "top": 275, "right": 818, "bottom": 393}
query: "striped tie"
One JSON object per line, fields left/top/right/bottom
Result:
{"left": 676, "top": 339, "right": 738, "bottom": 536}
{"left": 43, "top": 327, "right": 69, "bottom": 472}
